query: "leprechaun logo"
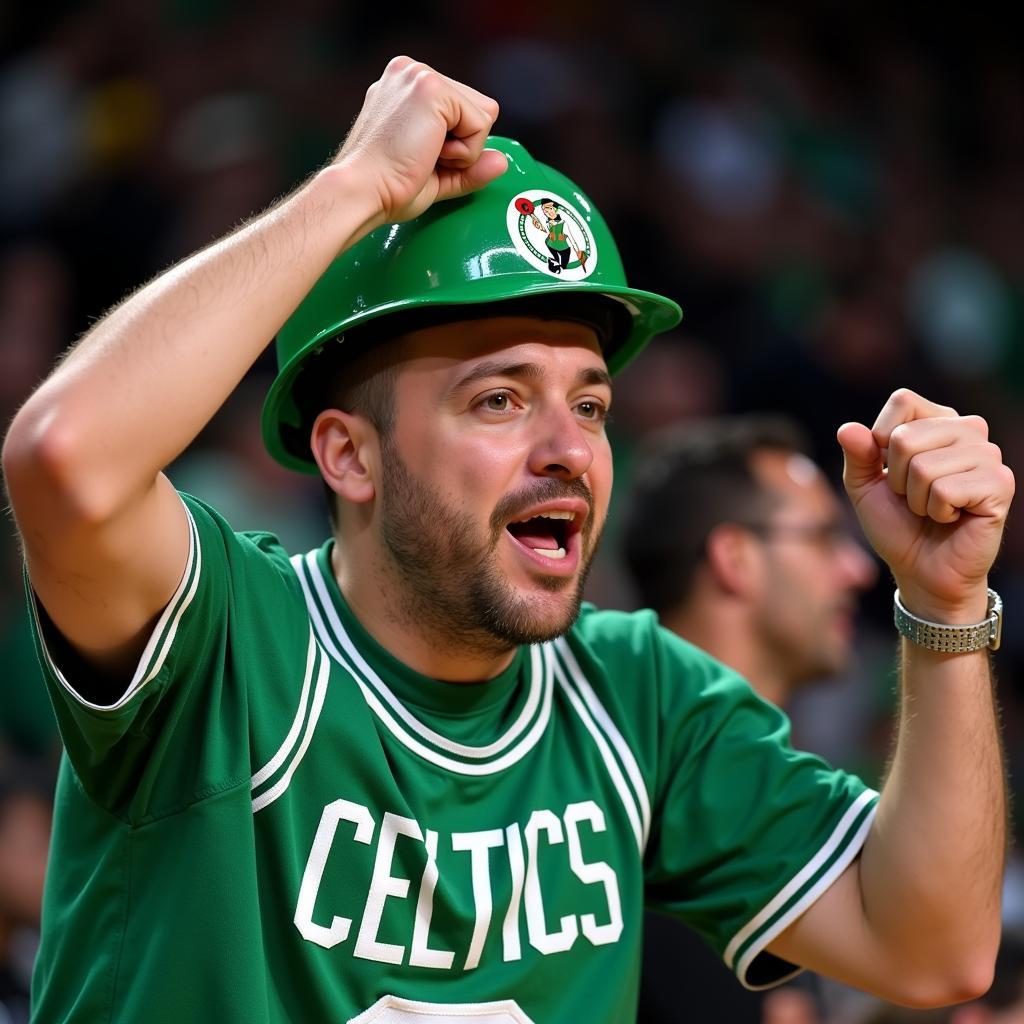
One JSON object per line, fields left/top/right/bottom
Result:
{"left": 506, "top": 191, "right": 598, "bottom": 281}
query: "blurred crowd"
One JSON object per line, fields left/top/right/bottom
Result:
{"left": 1, "top": 1, "right": 1023, "bottom": 1021}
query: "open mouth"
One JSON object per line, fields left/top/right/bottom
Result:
{"left": 505, "top": 509, "right": 580, "bottom": 561}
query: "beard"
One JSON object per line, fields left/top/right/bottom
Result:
{"left": 377, "top": 435, "right": 600, "bottom": 657}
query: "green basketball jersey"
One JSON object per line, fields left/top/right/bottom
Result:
{"left": 27, "top": 494, "right": 877, "bottom": 1023}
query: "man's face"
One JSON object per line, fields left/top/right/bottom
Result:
{"left": 373, "top": 317, "right": 613, "bottom": 656}
{"left": 748, "top": 449, "right": 877, "bottom": 683}
{"left": 541, "top": 202, "right": 558, "bottom": 220}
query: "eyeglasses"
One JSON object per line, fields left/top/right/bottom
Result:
{"left": 742, "top": 520, "right": 856, "bottom": 553}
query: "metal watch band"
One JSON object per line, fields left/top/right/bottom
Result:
{"left": 893, "top": 588, "right": 1003, "bottom": 653}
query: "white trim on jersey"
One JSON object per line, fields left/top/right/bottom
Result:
{"left": 251, "top": 629, "right": 320, "bottom": 791}
{"left": 30, "top": 497, "right": 203, "bottom": 712}
{"left": 550, "top": 650, "right": 645, "bottom": 854}
{"left": 300, "top": 551, "right": 545, "bottom": 760}
{"left": 291, "top": 551, "right": 555, "bottom": 777}
{"left": 553, "top": 638, "right": 652, "bottom": 849}
{"left": 724, "top": 787, "right": 879, "bottom": 989}
{"left": 250, "top": 628, "right": 332, "bottom": 814}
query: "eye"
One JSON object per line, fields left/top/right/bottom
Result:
{"left": 475, "top": 389, "right": 519, "bottom": 415}
{"left": 575, "top": 399, "right": 609, "bottom": 423}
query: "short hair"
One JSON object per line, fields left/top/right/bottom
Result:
{"left": 622, "top": 414, "right": 811, "bottom": 615}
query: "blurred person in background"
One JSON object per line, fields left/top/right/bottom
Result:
{"left": 623, "top": 415, "right": 877, "bottom": 707}
{"left": 623, "top": 415, "right": 877, "bottom": 1023}
{"left": 0, "top": 760, "right": 53, "bottom": 1024}
{"left": 0, "top": 245, "right": 65, "bottom": 761}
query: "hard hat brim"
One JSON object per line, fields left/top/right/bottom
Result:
{"left": 262, "top": 280, "right": 681, "bottom": 474}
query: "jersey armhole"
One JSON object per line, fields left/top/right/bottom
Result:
{"left": 725, "top": 788, "right": 880, "bottom": 990}
{"left": 29, "top": 498, "right": 202, "bottom": 715}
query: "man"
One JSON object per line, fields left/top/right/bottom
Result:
{"left": 624, "top": 415, "right": 877, "bottom": 708}
{"left": 623, "top": 416, "right": 878, "bottom": 1022}
{"left": 1, "top": 57, "right": 1012, "bottom": 1023}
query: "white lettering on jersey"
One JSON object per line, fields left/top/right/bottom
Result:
{"left": 564, "top": 801, "right": 623, "bottom": 946}
{"left": 354, "top": 812, "right": 423, "bottom": 964}
{"left": 451, "top": 829, "right": 505, "bottom": 969}
{"left": 523, "top": 810, "right": 579, "bottom": 955}
{"left": 409, "top": 829, "right": 455, "bottom": 969}
{"left": 295, "top": 800, "right": 623, "bottom": 968}
{"left": 295, "top": 799, "right": 374, "bottom": 949}
{"left": 502, "top": 823, "right": 526, "bottom": 963}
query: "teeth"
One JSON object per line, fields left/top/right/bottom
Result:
{"left": 513, "top": 510, "right": 576, "bottom": 523}
{"left": 534, "top": 546, "right": 567, "bottom": 559}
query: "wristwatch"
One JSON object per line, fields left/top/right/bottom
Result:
{"left": 893, "top": 588, "right": 1003, "bottom": 653}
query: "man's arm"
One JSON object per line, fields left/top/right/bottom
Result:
{"left": 768, "top": 389, "right": 1012, "bottom": 1007}
{"left": 1, "top": 57, "right": 505, "bottom": 677}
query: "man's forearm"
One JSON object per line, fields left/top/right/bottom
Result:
{"left": 860, "top": 639, "right": 1004, "bottom": 989}
{"left": 7, "top": 163, "right": 382, "bottom": 519}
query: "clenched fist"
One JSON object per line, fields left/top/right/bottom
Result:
{"left": 838, "top": 389, "right": 1014, "bottom": 624}
{"left": 332, "top": 57, "right": 507, "bottom": 229}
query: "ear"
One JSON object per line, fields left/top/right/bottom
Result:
{"left": 310, "top": 408, "right": 378, "bottom": 506}
{"left": 704, "top": 523, "right": 763, "bottom": 599}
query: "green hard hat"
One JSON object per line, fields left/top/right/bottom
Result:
{"left": 262, "top": 136, "right": 682, "bottom": 472}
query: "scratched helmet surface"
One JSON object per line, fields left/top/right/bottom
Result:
{"left": 262, "top": 136, "right": 683, "bottom": 472}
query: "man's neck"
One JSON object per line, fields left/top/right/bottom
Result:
{"left": 330, "top": 542, "right": 518, "bottom": 683}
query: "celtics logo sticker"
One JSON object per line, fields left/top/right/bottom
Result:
{"left": 507, "top": 191, "right": 598, "bottom": 281}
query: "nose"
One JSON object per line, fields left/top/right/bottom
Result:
{"left": 839, "top": 536, "right": 879, "bottom": 591}
{"left": 527, "top": 405, "right": 595, "bottom": 480}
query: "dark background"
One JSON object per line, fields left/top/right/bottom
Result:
{"left": 1, "top": 2, "right": 1023, "bottom": 1020}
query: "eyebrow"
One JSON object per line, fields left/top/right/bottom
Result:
{"left": 445, "top": 361, "right": 612, "bottom": 400}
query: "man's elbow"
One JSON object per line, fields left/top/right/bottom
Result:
{"left": 4, "top": 399, "right": 114, "bottom": 528}
{"left": 890, "top": 955, "right": 995, "bottom": 1009}
{"left": 6, "top": 409, "right": 69, "bottom": 508}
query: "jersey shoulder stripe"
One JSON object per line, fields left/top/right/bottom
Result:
{"left": 550, "top": 643, "right": 645, "bottom": 852}
{"left": 251, "top": 628, "right": 331, "bottom": 813}
{"left": 554, "top": 636, "right": 652, "bottom": 848}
